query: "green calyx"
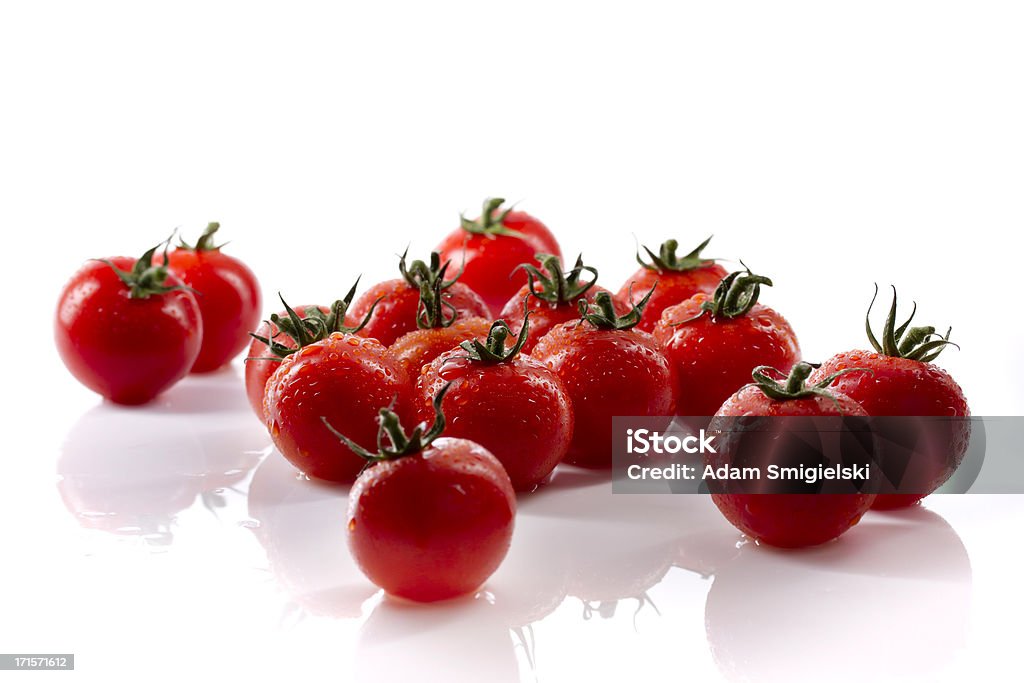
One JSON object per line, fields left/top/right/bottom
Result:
{"left": 248, "top": 279, "right": 378, "bottom": 359}
{"left": 415, "top": 261, "right": 460, "bottom": 329}
{"left": 749, "top": 361, "right": 868, "bottom": 404}
{"left": 865, "top": 284, "right": 957, "bottom": 362}
{"left": 98, "top": 236, "right": 192, "bottom": 300}
{"left": 397, "top": 250, "right": 463, "bottom": 329}
{"left": 516, "top": 253, "right": 598, "bottom": 306}
{"left": 675, "top": 264, "right": 771, "bottom": 325}
{"left": 178, "top": 222, "right": 224, "bottom": 251}
{"left": 578, "top": 289, "right": 652, "bottom": 331}
{"left": 637, "top": 236, "right": 717, "bottom": 273}
{"left": 459, "top": 197, "right": 524, "bottom": 239}
{"left": 458, "top": 312, "right": 531, "bottom": 364}
{"left": 321, "top": 383, "right": 452, "bottom": 463}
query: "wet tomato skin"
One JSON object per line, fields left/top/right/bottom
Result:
{"left": 55, "top": 257, "right": 202, "bottom": 405}
{"left": 264, "top": 333, "right": 410, "bottom": 483}
{"left": 349, "top": 279, "right": 489, "bottom": 347}
{"left": 618, "top": 262, "right": 728, "bottom": 334}
{"left": 389, "top": 317, "right": 493, "bottom": 381}
{"left": 654, "top": 293, "right": 801, "bottom": 417}
{"left": 348, "top": 437, "right": 516, "bottom": 602}
{"left": 531, "top": 323, "right": 676, "bottom": 468}
{"left": 496, "top": 283, "right": 624, "bottom": 355}
{"left": 415, "top": 350, "right": 573, "bottom": 491}
{"left": 243, "top": 304, "right": 334, "bottom": 418}
{"left": 161, "top": 246, "right": 261, "bottom": 373}
{"left": 710, "top": 386, "right": 876, "bottom": 548}
{"left": 436, "top": 210, "right": 562, "bottom": 315}
{"left": 809, "top": 351, "right": 970, "bottom": 509}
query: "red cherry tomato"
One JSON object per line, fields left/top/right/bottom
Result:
{"left": 617, "top": 237, "right": 727, "bottom": 333}
{"left": 390, "top": 317, "right": 493, "bottom": 380}
{"left": 349, "top": 251, "right": 489, "bottom": 347}
{"left": 809, "top": 286, "right": 970, "bottom": 510}
{"left": 496, "top": 253, "right": 624, "bottom": 354}
{"left": 55, "top": 243, "right": 202, "bottom": 405}
{"left": 415, "top": 319, "right": 573, "bottom": 491}
{"left": 161, "top": 222, "right": 261, "bottom": 373}
{"left": 332, "top": 387, "right": 516, "bottom": 602}
{"left": 531, "top": 293, "right": 676, "bottom": 467}
{"left": 436, "top": 198, "right": 562, "bottom": 314}
{"left": 653, "top": 268, "right": 800, "bottom": 417}
{"left": 707, "top": 362, "right": 876, "bottom": 548}
{"left": 264, "top": 332, "right": 410, "bottom": 483}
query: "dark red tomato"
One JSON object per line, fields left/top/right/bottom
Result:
{"left": 390, "top": 316, "right": 493, "bottom": 380}
{"left": 264, "top": 333, "right": 410, "bottom": 483}
{"left": 496, "top": 253, "right": 624, "bottom": 354}
{"left": 708, "top": 363, "right": 876, "bottom": 548}
{"left": 349, "top": 251, "right": 489, "bottom": 346}
{"left": 617, "top": 237, "right": 727, "bottom": 333}
{"left": 809, "top": 286, "right": 970, "bottom": 510}
{"left": 415, "top": 320, "right": 573, "bottom": 491}
{"left": 244, "top": 283, "right": 376, "bottom": 418}
{"left": 244, "top": 304, "right": 329, "bottom": 417}
{"left": 337, "top": 388, "right": 516, "bottom": 602}
{"left": 653, "top": 269, "right": 800, "bottom": 417}
{"left": 436, "top": 197, "right": 562, "bottom": 314}
{"left": 531, "top": 293, "right": 676, "bottom": 468}
{"left": 160, "top": 222, "right": 261, "bottom": 373}
{"left": 55, "top": 245, "right": 202, "bottom": 405}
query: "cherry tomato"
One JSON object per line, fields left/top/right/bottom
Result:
{"left": 55, "top": 242, "right": 202, "bottom": 405}
{"left": 390, "top": 317, "right": 492, "bottom": 380}
{"left": 244, "top": 281, "right": 373, "bottom": 418}
{"left": 161, "top": 222, "right": 261, "bottom": 373}
{"left": 708, "top": 363, "right": 877, "bottom": 548}
{"left": 497, "top": 253, "right": 624, "bottom": 354}
{"left": 436, "top": 198, "right": 562, "bottom": 314}
{"left": 653, "top": 267, "right": 800, "bottom": 417}
{"left": 531, "top": 292, "right": 676, "bottom": 468}
{"left": 264, "top": 332, "right": 410, "bottom": 483}
{"left": 415, "top": 318, "right": 573, "bottom": 491}
{"left": 329, "top": 387, "right": 516, "bottom": 602}
{"left": 350, "top": 251, "right": 489, "bottom": 347}
{"left": 617, "top": 237, "right": 727, "bottom": 333}
{"left": 809, "top": 286, "right": 970, "bottom": 509}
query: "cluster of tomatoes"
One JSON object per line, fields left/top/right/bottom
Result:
{"left": 55, "top": 199, "right": 970, "bottom": 603}
{"left": 55, "top": 223, "right": 262, "bottom": 403}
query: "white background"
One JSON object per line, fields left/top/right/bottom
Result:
{"left": 1, "top": 2, "right": 1022, "bottom": 682}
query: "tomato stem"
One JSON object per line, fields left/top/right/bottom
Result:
{"left": 457, "top": 304, "right": 531, "bottom": 363}
{"left": 748, "top": 361, "right": 870, "bottom": 410}
{"left": 459, "top": 197, "right": 525, "bottom": 239}
{"left": 514, "top": 253, "right": 598, "bottom": 306}
{"left": 636, "top": 235, "right": 718, "bottom": 273}
{"left": 673, "top": 263, "right": 771, "bottom": 325}
{"left": 578, "top": 289, "right": 652, "bottom": 331}
{"left": 321, "top": 383, "right": 453, "bottom": 463}
{"left": 248, "top": 279, "right": 378, "bottom": 359}
{"left": 865, "top": 284, "right": 958, "bottom": 362}
{"left": 97, "top": 236, "right": 193, "bottom": 300}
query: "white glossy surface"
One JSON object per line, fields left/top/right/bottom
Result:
{"left": 0, "top": 369, "right": 1019, "bottom": 682}
{"left": 3, "top": 2, "right": 1024, "bottom": 680}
